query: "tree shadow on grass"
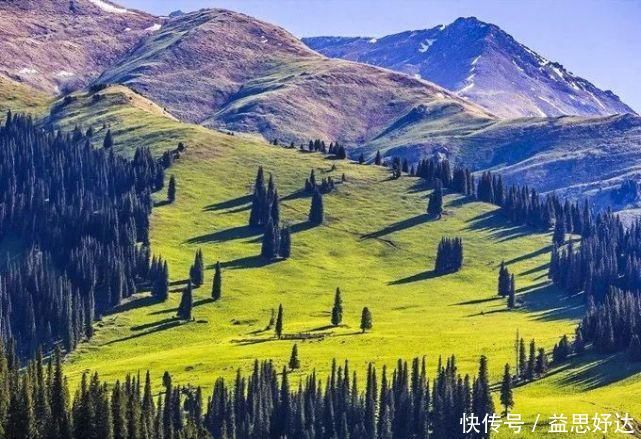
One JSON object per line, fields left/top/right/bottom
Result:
{"left": 149, "top": 297, "right": 216, "bottom": 316}
{"left": 407, "top": 179, "right": 431, "bottom": 194}
{"left": 203, "top": 194, "right": 252, "bottom": 212}
{"left": 519, "top": 262, "right": 550, "bottom": 276}
{"left": 465, "top": 210, "right": 535, "bottom": 242}
{"left": 519, "top": 282, "right": 584, "bottom": 322}
{"left": 184, "top": 225, "right": 260, "bottom": 244}
{"left": 361, "top": 214, "right": 431, "bottom": 240}
{"left": 233, "top": 337, "right": 273, "bottom": 346}
{"left": 281, "top": 190, "right": 308, "bottom": 201}
{"left": 388, "top": 270, "right": 440, "bottom": 285}
{"left": 107, "top": 294, "right": 162, "bottom": 315}
{"left": 453, "top": 296, "right": 502, "bottom": 306}
{"left": 557, "top": 352, "right": 641, "bottom": 391}
{"left": 504, "top": 245, "right": 552, "bottom": 266}
{"left": 219, "top": 255, "right": 280, "bottom": 270}
{"left": 467, "top": 308, "right": 511, "bottom": 317}
{"left": 104, "top": 318, "right": 185, "bottom": 345}
{"left": 248, "top": 221, "right": 317, "bottom": 244}
{"left": 131, "top": 316, "right": 179, "bottom": 332}
{"left": 154, "top": 199, "right": 171, "bottom": 208}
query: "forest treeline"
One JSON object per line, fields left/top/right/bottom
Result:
{"left": 0, "top": 338, "right": 500, "bottom": 439}
{"left": 0, "top": 113, "right": 170, "bottom": 359}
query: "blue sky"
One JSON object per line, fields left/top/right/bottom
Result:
{"left": 121, "top": 0, "right": 641, "bottom": 113}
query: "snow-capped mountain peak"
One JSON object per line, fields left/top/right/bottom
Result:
{"left": 303, "top": 17, "right": 635, "bottom": 118}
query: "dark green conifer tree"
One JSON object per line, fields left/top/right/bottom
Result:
{"left": 189, "top": 249, "right": 204, "bottom": 287}
{"left": 309, "top": 188, "right": 324, "bottom": 225}
{"left": 507, "top": 275, "right": 516, "bottom": 308}
{"left": 360, "top": 307, "right": 373, "bottom": 333}
{"left": 212, "top": 261, "right": 222, "bottom": 301}
{"left": 111, "top": 381, "right": 127, "bottom": 439}
{"left": 518, "top": 338, "right": 527, "bottom": 381}
{"left": 527, "top": 340, "right": 536, "bottom": 381}
{"left": 331, "top": 287, "right": 343, "bottom": 327}
{"left": 500, "top": 364, "right": 513, "bottom": 416}
{"left": 374, "top": 150, "right": 382, "bottom": 166}
{"left": 261, "top": 218, "right": 279, "bottom": 259}
{"left": 497, "top": 261, "right": 510, "bottom": 297}
{"left": 275, "top": 304, "right": 284, "bottom": 339}
{"left": 288, "top": 344, "right": 300, "bottom": 370}
{"left": 427, "top": 178, "right": 444, "bottom": 218}
{"left": 472, "top": 355, "right": 495, "bottom": 429}
{"left": 279, "top": 227, "right": 291, "bottom": 259}
{"left": 103, "top": 129, "right": 113, "bottom": 149}
{"left": 177, "top": 281, "right": 193, "bottom": 321}
{"left": 535, "top": 347, "right": 548, "bottom": 375}
{"left": 249, "top": 167, "right": 266, "bottom": 227}
{"left": 167, "top": 175, "right": 176, "bottom": 203}
{"left": 553, "top": 218, "right": 566, "bottom": 246}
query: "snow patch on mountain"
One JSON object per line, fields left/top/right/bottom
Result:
{"left": 145, "top": 23, "right": 162, "bottom": 32}
{"left": 304, "top": 17, "right": 636, "bottom": 118}
{"left": 19, "top": 68, "right": 38, "bottom": 75}
{"left": 88, "top": 0, "right": 131, "bottom": 14}
{"left": 418, "top": 39, "right": 436, "bottom": 53}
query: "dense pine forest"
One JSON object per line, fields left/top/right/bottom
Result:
{"left": 0, "top": 113, "right": 169, "bottom": 358}
{"left": 0, "top": 338, "right": 499, "bottom": 439}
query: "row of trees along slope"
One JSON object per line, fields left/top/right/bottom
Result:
{"left": 0, "top": 112, "right": 171, "bottom": 359}
{"left": 0, "top": 339, "right": 499, "bottom": 439}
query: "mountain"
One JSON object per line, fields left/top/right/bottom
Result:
{"left": 354, "top": 112, "right": 641, "bottom": 209}
{"left": 3, "top": 1, "right": 641, "bottom": 211}
{"left": 95, "top": 8, "right": 493, "bottom": 144}
{"left": 304, "top": 17, "right": 636, "bottom": 118}
{"left": 0, "top": 0, "right": 161, "bottom": 93}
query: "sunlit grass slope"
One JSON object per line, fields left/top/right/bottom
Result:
{"left": 47, "top": 86, "right": 641, "bottom": 436}
{"left": 0, "top": 76, "right": 50, "bottom": 121}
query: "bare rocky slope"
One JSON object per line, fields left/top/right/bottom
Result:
{"left": 95, "top": 8, "right": 494, "bottom": 144}
{"left": 304, "top": 18, "right": 636, "bottom": 119}
{"left": 0, "top": 0, "right": 160, "bottom": 93}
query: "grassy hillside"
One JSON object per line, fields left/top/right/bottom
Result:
{"left": 45, "top": 87, "right": 640, "bottom": 436}
{"left": 0, "top": 76, "right": 50, "bottom": 120}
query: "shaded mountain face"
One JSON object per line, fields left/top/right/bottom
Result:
{"left": 96, "top": 8, "right": 493, "bottom": 144}
{"left": 304, "top": 17, "right": 636, "bottom": 119}
{"left": 352, "top": 112, "right": 641, "bottom": 210}
{"left": 0, "top": 0, "right": 160, "bottom": 93}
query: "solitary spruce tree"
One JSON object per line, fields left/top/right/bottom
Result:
{"left": 177, "top": 281, "right": 193, "bottom": 320}
{"left": 167, "top": 175, "right": 176, "bottom": 203}
{"left": 427, "top": 178, "right": 444, "bottom": 218}
{"left": 212, "top": 261, "right": 222, "bottom": 301}
{"left": 288, "top": 344, "right": 300, "bottom": 370}
{"left": 497, "top": 261, "right": 510, "bottom": 297}
{"left": 309, "top": 188, "right": 324, "bottom": 225}
{"left": 103, "top": 129, "right": 113, "bottom": 149}
{"left": 500, "top": 364, "right": 514, "bottom": 416}
{"left": 374, "top": 150, "right": 382, "bottom": 166}
{"left": 331, "top": 287, "right": 343, "bottom": 326}
{"left": 507, "top": 274, "right": 516, "bottom": 309}
{"left": 189, "top": 249, "right": 204, "bottom": 287}
{"left": 360, "top": 307, "right": 372, "bottom": 333}
{"left": 275, "top": 304, "right": 284, "bottom": 339}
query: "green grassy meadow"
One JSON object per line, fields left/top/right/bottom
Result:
{"left": 39, "top": 86, "right": 641, "bottom": 436}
